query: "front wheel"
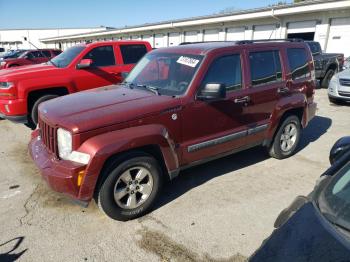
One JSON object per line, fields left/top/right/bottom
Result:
{"left": 29, "top": 94, "right": 59, "bottom": 128}
{"left": 96, "top": 153, "right": 163, "bottom": 221}
{"left": 268, "top": 115, "right": 301, "bottom": 159}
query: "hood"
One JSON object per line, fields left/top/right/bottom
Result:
{"left": 336, "top": 69, "right": 350, "bottom": 79}
{"left": 0, "top": 63, "right": 58, "bottom": 80}
{"left": 250, "top": 202, "right": 350, "bottom": 262}
{"left": 39, "top": 85, "right": 180, "bottom": 133}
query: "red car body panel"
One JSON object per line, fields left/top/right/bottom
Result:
{"left": 0, "top": 49, "right": 61, "bottom": 69}
{"left": 0, "top": 41, "right": 152, "bottom": 122}
{"left": 29, "top": 41, "right": 317, "bottom": 203}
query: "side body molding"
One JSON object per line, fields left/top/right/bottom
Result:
{"left": 77, "top": 124, "right": 179, "bottom": 200}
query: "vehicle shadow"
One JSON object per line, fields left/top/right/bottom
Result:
{"left": 0, "top": 237, "right": 27, "bottom": 262}
{"left": 154, "top": 146, "right": 269, "bottom": 211}
{"left": 153, "top": 115, "right": 331, "bottom": 212}
{"left": 297, "top": 115, "right": 332, "bottom": 153}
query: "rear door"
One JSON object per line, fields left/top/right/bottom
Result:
{"left": 72, "top": 44, "right": 122, "bottom": 91}
{"left": 116, "top": 43, "right": 149, "bottom": 78}
{"left": 242, "top": 47, "right": 285, "bottom": 144}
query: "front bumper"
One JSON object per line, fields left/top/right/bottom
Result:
{"left": 328, "top": 81, "right": 350, "bottom": 101}
{"left": 307, "top": 101, "right": 317, "bottom": 124}
{"left": 0, "top": 98, "right": 28, "bottom": 123}
{"left": 29, "top": 131, "right": 87, "bottom": 201}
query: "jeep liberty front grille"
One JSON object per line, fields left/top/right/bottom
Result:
{"left": 39, "top": 118, "right": 58, "bottom": 156}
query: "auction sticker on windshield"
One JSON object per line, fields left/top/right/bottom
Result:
{"left": 177, "top": 56, "right": 200, "bottom": 68}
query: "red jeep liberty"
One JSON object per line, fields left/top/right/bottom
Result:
{"left": 29, "top": 40, "right": 317, "bottom": 221}
{"left": 0, "top": 41, "right": 152, "bottom": 127}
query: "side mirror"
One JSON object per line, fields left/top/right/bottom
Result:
{"left": 76, "top": 59, "right": 93, "bottom": 69}
{"left": 197, "top": 83, "right": 226, "bottom": 101}
{"left": 329, "top": 136, "right": 350, "bottom": 165}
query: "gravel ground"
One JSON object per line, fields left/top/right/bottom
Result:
{"left": 0, "top": 89, "right": 349, "bottom": 262}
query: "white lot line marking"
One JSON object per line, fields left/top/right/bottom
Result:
{"left": 0, "top": 190, "right": 21, "bottom": 199}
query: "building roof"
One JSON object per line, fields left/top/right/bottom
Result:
{"left": 40, "top": 0, "right": 350, "bottom": 43}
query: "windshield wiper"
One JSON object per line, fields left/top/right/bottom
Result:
{"left": 127, "top": 83, "right": 160, "bottom": 95}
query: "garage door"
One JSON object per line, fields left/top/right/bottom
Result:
{"left": 253, "top": 24, "right": 277, "bottom": 40}
{"left": 131, "top": 35, "right": 140, "bottom": 40}
{"left": 142, "top": 35, "right": 153, "bottom": 47}
{"left": 226, "top": 27, "right": 245, "bottom": 41}
{"left": 327, "top": 17, "right": 350, "bottom": 57}
{"left": 287, "top": 21, "right": 316, "bottom": 34}
{"left": 155, "top": 34, "right": 165, "bottom": 48}
{"left": 185, "top": 31, "right": 199, "bottom": 43}
{"left": 203, "top": 29, "right": 219, "bottom": 42}
{"left": 169, "top": 33, "right": 180, "bottom": 46}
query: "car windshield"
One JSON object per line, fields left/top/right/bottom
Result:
{"left": 124, "top": 52, "right": 203, "bottom": 96}
{"left": 50, "top": 46, "right": 85, "bottom": 68}
{"left": 318, "top": 161, "right": 350, "bottom": 231}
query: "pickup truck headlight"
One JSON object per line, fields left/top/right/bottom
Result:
{"left": 57, "top": 128, "right": 90, "bottom": 165}
{"left": 0, "top": 82, "right": 14, "bottom": 89}
{"left": 0, "top": 61, "right": 6, "bottom": 66}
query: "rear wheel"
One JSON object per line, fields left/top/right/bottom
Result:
{"left": 321, "top": 69, "right": 336, "bottom": 89}
{"left": 29, "top": 94, "right": 59, "bottom": 128}
{"left": 269, "top": 115, "right": 301, "bottom": 159}
{"left": 96, "top": 153, "right": 163, "bottom": 221}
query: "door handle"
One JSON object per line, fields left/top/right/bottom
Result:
{"left": 234, "top": 96, "right": 250, "bottom": 104}
{"left": 277, "top": 87, "right": 289, "bottom": 94}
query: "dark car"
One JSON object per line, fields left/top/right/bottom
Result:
{"left": 250, "top": 137, "right": 350, "bottom": 262}
{"left": 306, "top": 41, "right": 344, "bottom": 88}
{"left": 0, "top": 49, "right": 61, "bottom": 69}
{"left": 29, "top": 39, "right": 317, "bottom": 221}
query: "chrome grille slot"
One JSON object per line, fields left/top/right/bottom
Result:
{"left": 339, "top": 79, "right": 350, "bottom": 87}
{"left": 39, "top": 118, "right": 57, "bottom": 156}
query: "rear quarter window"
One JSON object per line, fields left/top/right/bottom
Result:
{"left": 287, "top": 48, "right": 311, "bottom": 80}
{"left": 120, "top": 44, "right": 148, "bottom": 64}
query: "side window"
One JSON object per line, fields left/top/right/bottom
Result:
{"left": 287, "top": 48, "right": 310, "bottom": 80}
{"left": 83, "top": 45, "right": 115, "bottom": 67}
{"left": 32, "top": 51, "right": 44, "bottom": 58}
{"left": 249, "top": 50, "right": 282, "bottom": 87}
{"left": 120, "top": 44, "right": 147, "bottom": 64}
{"left": 53, "top": 50, "right": 61, "bottom": 56}
{"left": 26, "top": 52, "right": 34, "bottom": 59}
{"left": 42, "top": 51, "right": 51, "bottom": 57}
{"left": 201, "top": 54, "right": 242, "bottom": 92}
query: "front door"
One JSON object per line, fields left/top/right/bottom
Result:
{"left": 181, "top": 52, "right": 249, "bottom": 164}
{"left": 73, "top": 45, "right": 123, "bottom": 91}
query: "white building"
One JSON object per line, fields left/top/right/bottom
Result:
{"left": 0, "top": 27, "right": 112, "bottom": 50}
{"left": 3, "top": 0, "right": 350, "bottom": 56}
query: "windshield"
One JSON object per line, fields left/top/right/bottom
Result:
{"left": 124, "top": 52, "right": 203, "bottom": 96}
{"left": 50, "top": 46, "right": 85, "bottom": 68}
{"left": 318, "top": 161, "right": 350, "bottom": 231}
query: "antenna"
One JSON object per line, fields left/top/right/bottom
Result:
{"left": 23, "top": 36, "right": 57, "bottom": 67}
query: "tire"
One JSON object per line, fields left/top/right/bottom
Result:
{"left": 96, "top": 152, "right": 163, "bottom": 221}
{"left": 30, "top": 94, "right": 59, "bottom": 127}
{"left": 269, "top": 115, "right": 301, "bottom": 159}
{"left": 321, "top": 69, "right": 336, "bottom": 89}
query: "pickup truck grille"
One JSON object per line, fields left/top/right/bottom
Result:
{"left": 339, "top": 79, "right": 350, "bottom": 87}
{"left": 39, "top": 119, "right": 57, "bottom": 156}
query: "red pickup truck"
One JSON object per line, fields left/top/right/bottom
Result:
{"left": 30, "top": 40, "right": 317, "bottom": 221}
{"left": 0, "top": 49, "right": 62, "bottom": 69}
{"left": 0, "top": 41, "right": 152, "bottom": 127}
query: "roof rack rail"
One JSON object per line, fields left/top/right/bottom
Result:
{"left": 179, "top": 39, "right": 304, "bottom": 46}
{"left": 235, "top": 38, "right": 304, "bottom": 44}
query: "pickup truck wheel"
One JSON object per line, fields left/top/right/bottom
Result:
{"left": 97, "top": 154, "right": 162, "bottom": 221}
{"left": 30, "top": 94, "right": 59, "bottom": 127}
{"left": 321, "top": 69, "right": 336, "bottom": 89}
{"left": 269, "top": 115, "right": 301, "bottom": 159}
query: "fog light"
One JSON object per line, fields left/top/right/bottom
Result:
{"left": 77, "top": 170, "right": 85, "bottom": 187}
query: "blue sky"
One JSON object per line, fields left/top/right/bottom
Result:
{"left": 0, "top": 0, "right": 293, "bottom": 29}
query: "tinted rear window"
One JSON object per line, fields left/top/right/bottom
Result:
{"left": 201, "top": 54, "right": 242, "bottom": 92}
{"left": 249, "top": 50, "right": 282, "bottom": 86}
{"left": 120, "top": 44, "right": 147, "bottom": 64}
{"left": 287, "top": 48, "right": 310, "bottom": 80}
